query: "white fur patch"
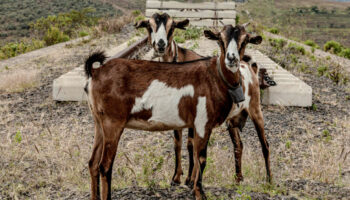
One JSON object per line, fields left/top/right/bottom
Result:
{"left": 151, "top": 23, "right": 168, "bottom": 47}
{"left": 92, "top": 62, "right": 101, "bottom": 69}
{"left": 87, "top": 78, "right": 94, "bottom": 111}
{"left": 194, "top": 97, "right": 208, "bottom": 138}
{"left": 131, "top": 79, "right": 194, "bottom": 127}
{"left": 226, "top": 63, "right": 253, "bottom": 119}
{"left": 225, "top": 39, "right": 240, "bottom": 73}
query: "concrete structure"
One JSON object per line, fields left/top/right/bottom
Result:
{"left": 143, "top": 38, "right": 312, "bottom": 107}
{"left": 146, "top": 0, "right": 236, "bottom": 27}
{"left": 52, "top": 36, "right": 143, "bottom": 101}
{"left": 248, "top": 50, "right": 312, "bottom": 107}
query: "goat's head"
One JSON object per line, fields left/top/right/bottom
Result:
{"left": 204, "top": 23, "right": 262, "bottom": 73}
{"left": 135, "top": 13, "right": 189, "bottom": 56}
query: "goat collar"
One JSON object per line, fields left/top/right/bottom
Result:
{"left": 216, "top": 57, "right": 241, "bottom": 89}
{"left": 216, "top": 57, "right": 245, "bottom": 104}
{"left": 172, "top": 40, "right": 178, "bottom": 63}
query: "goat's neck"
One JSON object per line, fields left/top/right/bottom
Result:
{"left": 217, "top": 55, "right": 240, "bottom": 88}
{"left": 162, "top": 40, "right": 178, "bottom": 62}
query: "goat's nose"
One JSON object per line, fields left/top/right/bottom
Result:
{"left": 158, "top": 39, "right": 166, "bottom": 51}
{"left": 227, "top": 53, "right": 237, "bottom": 63}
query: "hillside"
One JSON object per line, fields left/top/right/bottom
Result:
{"left": 0, "top": 0, "right": 122, "bottom": 45}
{"left": 238, "top": 0, "right": 350, "bottom": 48}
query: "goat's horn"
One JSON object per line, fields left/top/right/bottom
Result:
{"left": 219, "top": 21, "right": 225, "bottom": 26}
{"left": 242, "top": 22, "right": 250, "bottom": 28}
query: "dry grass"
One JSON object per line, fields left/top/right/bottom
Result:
{"left": 92, "top": 14, "right": 135, "bottom": 38}
{"left": 0, "top": 69, "right": 39, "bottom": 93}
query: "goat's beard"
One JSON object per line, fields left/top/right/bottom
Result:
{"left": 152, "top": 50, "right": 164, "bottom": 59}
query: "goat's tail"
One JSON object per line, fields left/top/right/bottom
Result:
{"left": 84, "top": 50, "right": 107, "bottom": 78}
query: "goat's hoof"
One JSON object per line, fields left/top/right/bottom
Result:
{"left": 171, "top": 180, "right": 181, "bottom": 186}
{"left": 235, "top": 175, "right": 244, "bottom": 183}
{"left": 192, "top": 188, "right": 207, "bottom": 200}
{"left": 186, "top": 180, "right": 194, "bottom": 189}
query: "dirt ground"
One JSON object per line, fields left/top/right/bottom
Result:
{"left": 0, "top": 25, "right": 350, "bottom": 200}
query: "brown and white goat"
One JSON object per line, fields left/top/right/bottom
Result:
{"left": 136, "top": 13, "right": 266, "bottom": 185}
{"left": 85, "top": 24, "right": 271, "bottom": 200}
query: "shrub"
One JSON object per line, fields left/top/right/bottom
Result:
{"left": 317, "top": 65, "right": 328, "bottom": 76}
{"left": 0, "top": 39, "right": 45, "bottom": 60}
{"left": 304, "top": 40, "right": 319, "bottom": 49}
{"left": 268, "top": 27, "right": 279, "bottom": 34}
{"left": 268, "top": 38, "right": 287, "bottom": 49}
{"left": 324, "top": 40, "right": 342, "bottom": 54}
{"left": 288, "top": 43, "right": 306, "bottom": 55}
{"left": 30, "top": 8, "right": 98, "bottom": 38}
{"left": 43, "top": 26, "right": 70, "bottom": 45}
{"left": 340, "top": 48, "right": 350, "bottom": 59}
{"left": 79, "top": 31, "right": 89, "bottom": 37}
{"left": 236, "top": 15, "right": 240, "bottom": 25}
{"left": 132, "top": 10, "right": 141, "bottom": 17}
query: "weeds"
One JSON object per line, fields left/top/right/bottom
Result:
{"left": 173, "top": 26, "right": 203, "bottom": 44}
{"left": 288, "top": 43, "right": 306, "bottom": 55}
{"left": 304, "top": 40, "right": 319, "bottom": 49}
{"left": 14, "top": 131, "right": 22, "bottom": 144}
{"left": 268, "top": 27, "right": 279, "bottom": 34}
{"left": 317, "top": 65, "right": 328, "bottom": 76}
{"left": 268, "top": 38, "right": 287, "bottom": 50}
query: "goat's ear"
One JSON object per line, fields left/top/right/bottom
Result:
{"left": 134, "top": 20, "right": 149, "bottom": 29}
{"left": 174, "top": 19, "right": 189, "bottom": 30}
{"left": 204, "top": 30, "right": 220, "bottom": 40}
{"left": 248, "top": 35, "right": 262, "bottom": 44}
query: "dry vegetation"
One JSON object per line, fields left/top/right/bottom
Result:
{"left": 0, "top": 70, "right": 40, "bottom": 93}
{"left": 238, "top": 0, "right": 350, "bottom": 48}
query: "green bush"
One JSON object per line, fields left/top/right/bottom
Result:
{"left": 304, "top": 40, "right": 319, "bottom": 49}
{"left": 268, "top": 38, "right": 287, "bottom": 49}
{"left": 0, "top": 39, "right": 45, "bottom": 60}
{"left": 30, "top": 7, "right": 98, "bottom": 38}
{"left": 288, "top": 43, "right": 306, "bottom": 55}
{"left": 340, "top": 48, "right": 350, "bottom": 59}
{"left": 235, "top": 15, "right": 240, "bottom": 25}
{"left": 43, "top": 26, "right": 70, "bottom": 45}
{"left": 317, "top": 65, "right": 328, "bottom": 76}
{"left": 132, "top": 10, "right": 141, "bottom": 17}
{"left": 324, "top": 40, "right": 342, "bottom": 54}
{"left": 268, "top": 27, "right": 279, "bottom": 34}
{"left": 173, "top": 26, "right": 202, "bottom": 43}
{"left": 79, "top": 31, "right": 89, "bottom": 37}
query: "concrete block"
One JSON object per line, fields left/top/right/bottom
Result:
{"left": 246, "top": 50, "right": 312, "bottom": 107}
{"left": 52, "top": 36, "right": 141, "bottom": 101}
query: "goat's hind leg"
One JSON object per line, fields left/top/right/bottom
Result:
{"left": 89, "top": 118, "right": 103, "bottom": 200}
{"left": 171, "top": 129, "right": 184, "bottom": 186}
{"left": 227, "top": 110, "right": 248, "bottom": 184}
{"left": 185, "top": 128, "right": 195, "bottom": 187}
{"left": 99, "top": 119, "right": 125, "bottom": 200}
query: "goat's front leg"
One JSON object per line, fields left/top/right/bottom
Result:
{"left": 185, "top": 128, "right": 195, "bottom": 187}
{"left": 249, "top": 106, "right": 272, "bottom": 183}
{"left": 99, "top": 119, "right": 125, "bottom": 200}
{"left": 192, "top": 128, "right": 211, "bottom": 200}
{"left": 171, "top": 129, "right": 183, "bottom": 185}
